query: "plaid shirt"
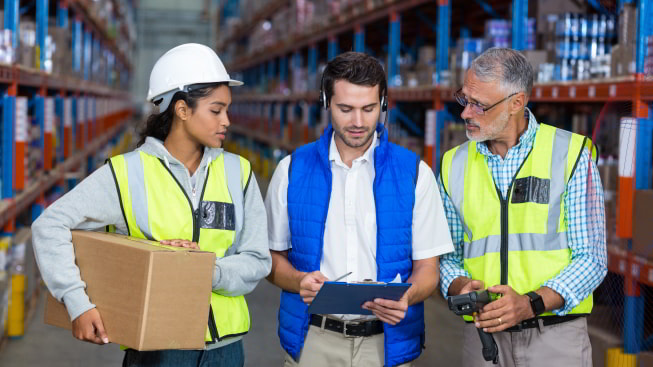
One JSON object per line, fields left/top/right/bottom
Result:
{"left": 438, "top": 110, "right": 607, "bottom": 315}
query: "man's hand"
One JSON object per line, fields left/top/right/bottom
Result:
{"left": 299, "top": 271, "right": 329, "bottom": 304}
{"left": 160, "top": 239, "right": 200, "bottom": 250}
{"left": 475, "top": 285, "right": 534, "bottom": 333}
{"left": 449, "top": 276, "right": 485, "bottom": 296}
{"left": 362, "top": 294, "right": 409, "bottom": 325}
{"left": 72, "top": 308, "right": 109, "bottom": 345}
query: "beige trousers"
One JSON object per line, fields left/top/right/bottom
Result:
{"left": 283, "top": 325, "right": 414, "bottom": 367}
{"left": 462, "top": 317, "right": 592, "bottom": 367}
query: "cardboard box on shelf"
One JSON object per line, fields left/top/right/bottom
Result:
{"left": 619, "top": 4, "right": 637, "bottom": 48}
{"left": 633, "top": 190, "right": 653, "bottom": 261}
{"left": 640, "top": 351, "right": 653, "bottom": 367}
{"left": 44, "top": 231, "right": 216, "bottom": 351}
{"left": 415, "top": 64, "right": 436, "bottom": 86}
{"left": 523, "top": 50, "right": 548, "bottom": 76}
{"left": 611, "top": 44, "right": 621, "bottom": 77}
{"left": 441, "top": 123, "right": 468, "bottom": 153}
{"left": 535, "top": 0, "right": 586, "bottom": 34}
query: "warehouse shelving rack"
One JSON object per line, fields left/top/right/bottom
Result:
{"left": 0, "top": 0, "right": 134, "bottom": 297}
{"left": 217, "top": 0, "right": 653, "bottom": 360}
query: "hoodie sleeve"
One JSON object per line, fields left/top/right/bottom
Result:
{"left": 31, "top": 164, "right": 128, "bottom": 321}
{"left": 212, "top": 174, "right": 271, "bottom": 296}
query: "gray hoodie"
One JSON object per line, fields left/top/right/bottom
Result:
{"left": 31, "top": 137, "right": 271, "bottom": 348}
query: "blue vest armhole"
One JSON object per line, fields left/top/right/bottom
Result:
{"left": 415, "top": 156, "right": 419, "bottom": 186}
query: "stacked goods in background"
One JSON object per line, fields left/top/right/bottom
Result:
{"left": 0, "top": 228, "right": 39, "bottom": 341}
{"left": 534, "top": 12, "right": 616, "bottom": 82}
{"left": 611, "top": 4, "right": 637, "bottom": 78}
{"left": 0, "top": 0, "right": 134, "bottom": 84}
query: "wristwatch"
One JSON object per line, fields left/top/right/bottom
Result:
{"left": 526, "top": 291, "right": 545, "bottom": 316}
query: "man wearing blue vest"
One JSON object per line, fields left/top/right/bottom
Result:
{"left": 439, "top": 48, "right": 607, "bottom": 366}
{"left": 264, "top": 52, "right": 454, "bottom": 366}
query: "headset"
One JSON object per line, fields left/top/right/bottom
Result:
{"left": 319, "top": 69, "right": 389, "bottom": 122}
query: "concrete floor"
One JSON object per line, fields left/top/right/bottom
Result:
{"left": 0, "top": 281, "right": 464, "bottom": 366}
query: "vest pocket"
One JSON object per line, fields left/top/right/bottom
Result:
{"left": 199, "top": 201, "right": 236, "bottom": 230}
{"left": 511, "top": 176, "right": 550, "bottom": 204}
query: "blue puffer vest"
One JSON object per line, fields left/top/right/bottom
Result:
{"left": 278, "top": 123, "right": 425, "bottom": 366}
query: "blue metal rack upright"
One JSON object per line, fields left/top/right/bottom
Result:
{"left": 511, "top": 0, "right": 528, "bottom": 50}
{"left": 622, "top": 0, "right": 653, "bottom": 360}
{"left": 354, "top": 24, "right": 365, "bottom": 53}
{"left": 72, "top": 17, "right": 82, "bottom": 74}
{"left": 388, "top": 12, "right": 401, "bottom": 88}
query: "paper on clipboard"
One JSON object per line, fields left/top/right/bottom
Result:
{"left": 306, "top": 280, "right": 411, "bottom": 315}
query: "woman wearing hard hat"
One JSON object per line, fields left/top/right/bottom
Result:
{"left": 32, "top": 43, "right": 271, "bottom": 366}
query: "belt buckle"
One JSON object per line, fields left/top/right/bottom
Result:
{"left": 342, "top": 320, "right": 352, "bottom": 338}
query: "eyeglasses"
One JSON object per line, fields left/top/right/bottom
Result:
{"left": 454, "top": 89, "right": 518, "bottom": 116}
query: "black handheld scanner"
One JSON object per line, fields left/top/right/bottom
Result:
{"left": 448, "top": 290, "right": 499, "bottom": 364}
{"left": 448, "top": 290, "right": 493, "bottom": 316}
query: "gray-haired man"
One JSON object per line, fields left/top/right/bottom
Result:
{"left": 439, "top": 48, "right": 607, "bottom": 366}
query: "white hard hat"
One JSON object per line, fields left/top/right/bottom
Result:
{"left": 147, "top": 43, "right": 243, "bottom": 111}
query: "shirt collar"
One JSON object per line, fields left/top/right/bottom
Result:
{"left": 477, "top": 108, "right": 539, "bottom": 157}
{"left": 329, "top": 130, "right": 379, "bottom": 167}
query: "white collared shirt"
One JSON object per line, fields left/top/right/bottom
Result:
{"left": 265, "top": 132, "right": 453, "bottom": 316}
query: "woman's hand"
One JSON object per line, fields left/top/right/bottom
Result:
{"left": 160, "top": 239, "right": 200, "bottom": 250}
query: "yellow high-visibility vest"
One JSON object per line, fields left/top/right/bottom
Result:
{"left": 109, "top": 150, "right": 252, "bottom": 342}
{"left": 441, "top": 124, "right": 597, "bottom": 319}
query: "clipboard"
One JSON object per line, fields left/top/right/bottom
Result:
{"left": 306, "top": 281, "right": 411, "bottom": 315}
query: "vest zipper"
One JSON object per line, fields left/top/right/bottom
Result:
{"left": 493, "top": 147, "right": 533, "bottom": 286}
{"left": 497, "top": 187, "right": 509, "bottom": 285}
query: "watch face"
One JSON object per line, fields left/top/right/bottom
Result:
{"left": 529, "top": 292, "right": 545, "bottom": 315}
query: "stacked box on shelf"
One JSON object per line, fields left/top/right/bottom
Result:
{"left": 27, "top": 110, "right": 43, "bottom": 186}
{"left": 484, "top": 19, "right": 535, "bottom": 50}
{"left": 537, "top": 12, "right": 616, "bottom": 82}
{"left": 614, "top": 4, "right": 637, "bottom": 76}
{"left": 44, "top": 97, "right": 55, "bottom": 170}
{"left": 645, "top": 35, "right": 653, "bottom": 76}
{"left": 450, "top": 38, "right": 484, "bottom": 89}
{"left": 0, "top": 28, "right": 15, "bottom": 65}
{"left": 15, "top": 97, "right": 29, "bottom": 191}
{"left": 18, "top": 21, "right": 36, "bottom": 69}
{"left": 415, "top": 46, "right": 436, "bottom": 86}
{"left": 50, "top": 24, "right": 72, "bottom": 76}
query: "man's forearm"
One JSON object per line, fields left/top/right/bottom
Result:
{"left": 267, "top": 250, "right": 305, "bottom": 293}
{"left": 447, "top": 276, "right": 473, "bottom": 297}
{"left": 405, "top": 258, "right": 439, "bottom": 306}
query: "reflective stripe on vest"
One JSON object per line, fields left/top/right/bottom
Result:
{"left": 441, "top": 124, "right": 594, "bottom": 317}
{"left": 108, "top": 150, "right": 252, "bottom": 343}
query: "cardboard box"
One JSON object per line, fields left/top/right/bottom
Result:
{"left": 535, "top": 0, "right": 586, "bottom": 34}
{"left": 633, "top": 190, "right": 653, "bottom": 260}
{"left": 44, "top": 231, "right": 216, "bottom": 350}
{"left": 640, "top": 351, "right": 653, "bottom": 367}
{"left": 619, "top": 4, "right": 638, "bottom": 47}
{"left": 611, "top": 44, "right": 621, "bottom": 78}
{"left": 523, "top": 50, "right": 548, "bottom": 76}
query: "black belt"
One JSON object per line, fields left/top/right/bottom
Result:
{"left": 504, "top": 315, "right": 582, "bottom": 332}
{"left": 310, "top": 314, "right": 384, "bottom": 337}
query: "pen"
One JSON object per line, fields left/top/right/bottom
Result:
{"left": 332, "top": 271, "right": 352, "bottom": 282}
